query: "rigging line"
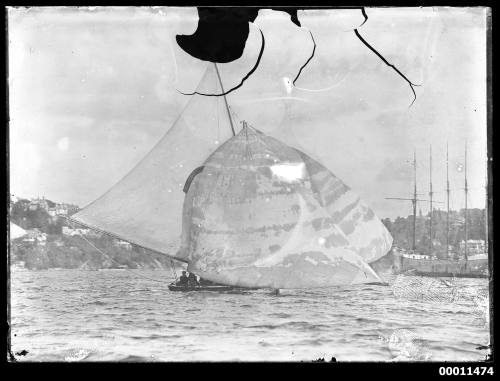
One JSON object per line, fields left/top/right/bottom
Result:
{"left": 243, "top": 121, "right": 253, "bottom": 160}
{"left": 76, "top": 232, "right": 169, "bottom": 284}
{"left": 229, "top": 106, "right": 239, "bottom": 123}
{"left": 292, "top": 30, "right": 316, "bottom": 86}
{"left": 65, "top": 215, "right": 189, "bottom": 263}
{"left": 353, "top": 29, "right": 421, "bottom": 107}
{"left": 65, "top": 218, "right": 169, "bottom": 284}
{"left": 229, "top": 106, "right": 244, "bottom": 134}
{"left": 214, "top": 63, "right": 236, "bottom": 136}
{"left": 170, "top": 259, "right": 178, "bottom": 281}
{"left": 177, "top": 28, "right": 265, "bottom": 99}
{"left": 215, "top": 75, "right": 220, "bottom": 142}
{"left": 217, "top": 100, "right": 220, "bottom": 142}
{"left": 168, "top": 37, "right": 179, "bottom": 85}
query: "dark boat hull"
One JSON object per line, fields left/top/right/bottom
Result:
{"left": 412, "top": 271, "right": 487, "bottom": 278}
{"left": 168, "top": 283, "right": 261, "bottom": 292}
{"left": 168, "top": 284, "right": 236, "bottom": 292}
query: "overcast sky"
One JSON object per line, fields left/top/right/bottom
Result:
{"left": 8, "top": 7, "right": 489, "bottom": 219}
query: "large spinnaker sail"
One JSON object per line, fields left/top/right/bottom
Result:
{"left": 182, "top": 124, "right": 392, "bottom": 288}
{"left": 71, "top": 65, "right": 234, "bottom": 261}
{"left": 298, "top": 152, "right": 393, "bottom": 264}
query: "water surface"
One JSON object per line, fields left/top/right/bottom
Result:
{"left": 9, "top": 268, "right": 490, "bottom": 361}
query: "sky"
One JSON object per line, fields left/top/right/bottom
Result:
{"left": 8, "top": 7, "right": 489, "bottom": 219}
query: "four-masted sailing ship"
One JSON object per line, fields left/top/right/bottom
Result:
{"left": 70, "top": 63, "right": 394, "bottom": 291}
{"left": 388, "top": 144, "right": 488, "bottom": 278}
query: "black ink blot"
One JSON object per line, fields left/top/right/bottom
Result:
{"left": 176, "top": 7, "right": 259, "bottom": 63}
{"left": 177, "top": 7, "right": 419, "bottom": 105}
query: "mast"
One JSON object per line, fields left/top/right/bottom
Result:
{"left": 213, "top": 63, "right": 236, "bottom": 137}
{"left": 412, "top": 149, "right": 417, "bottom": 251}
{"left": 446, "top": 143, "right": 450, "bottom": 259}
{"left": 429, "top": 145, "right": 433, "bottom": 253}
{"left": 385, "top": 150, "right": 443, "bottom": 251}
{"left": 485, "top": 155, "right": 488, "bottom": 254}
{"left": 464, "top": 142, "right": 468, "bottom": 261}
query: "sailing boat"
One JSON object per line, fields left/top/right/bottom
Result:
{"left": 388, "top": 144, "right": 488, "bottom": 278}
{"left": 70, "top": 63, "right": 393, "bottom": 290}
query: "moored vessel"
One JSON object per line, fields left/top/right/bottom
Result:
{"left": 388, "top": 144, "right": 488, "bottom": 278}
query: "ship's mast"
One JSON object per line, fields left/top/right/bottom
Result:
{"left": 485, "top": 155, "right": 488, "bottom": 255}
{"left": 446, "top": 143, "right": 450, "bottom": 259}
{"left": 385, "top": 150, "right": 443, "bottom": 251}
{"left": 412, "top": 149, "right": 417, "bottom": 251}
{"left": 429, "top": 145, "right": 433, "bottom": 253}
{"left": 214, "top": 63, "right": 236, "bottom": 137}
{"left": 464, "top": 142, "right": 468, "bottom": 261}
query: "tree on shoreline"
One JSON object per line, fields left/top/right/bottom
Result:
{"left": 382, "top": 208, "right": 486, "bottom": 252}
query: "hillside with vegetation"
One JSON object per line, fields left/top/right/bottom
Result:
{"left": 381, "top": 208, "right": 487, "bottom": 258}
{"left": 10, "top": 198, "right": 487, "bottom": 270}
{"left": 9, "top": 199, "right": 177, "bottom": 271}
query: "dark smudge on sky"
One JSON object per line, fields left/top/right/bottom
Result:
{"left": 176, "top": 7, "right": 419, "bottom": 106}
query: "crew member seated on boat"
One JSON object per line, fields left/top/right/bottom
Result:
{"left": 198, "top": 277, "right": 213, "bottom": 286}
{"left": 187, "top": 272, "right": 200, "bottom": 287}
{"left": 176, "top": 271, "right": 189, "bottom": 286}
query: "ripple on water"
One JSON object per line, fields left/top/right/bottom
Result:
{"left": 117, "top": 355, "right": 158, "bottom": 362}
{"left": 88, "top": 300, "right": 107, "bottom": 306}
{"left": 268, "top": 313, "right": 293, "bottom": 319}
{"left": 10, "top": 269, "right": 491, "bottom": 361}
{"left": 296, "top": 337, "right": 334, "bottom": 346}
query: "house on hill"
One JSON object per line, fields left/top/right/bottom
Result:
{"left": 62, "top": 226, "right": 90, "bottom": 236}
{"left": 112, "top": 239, "right": 132, "bottom": 250}
{"left": 62, "top": 226, "right": 102, "bottom": 238}
{"left": 12, "top": 198, "right": 30, "bottom": 212}
{"left": 460, "top": 239, "right": 486, "bottom": 255}
{"left": 56, "top": 204, "right": 68, "bottom": 215}
{"left": 29, "top": 197, "right": 50, "bottom": 211}
{"left": 22, "top": 229, "right": 47, "bottom": 246}
{"left": 55, "top": 203, "right": 80, "bottom": 216}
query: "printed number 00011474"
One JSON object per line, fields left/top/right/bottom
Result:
{"left": 439, "top": 367, "right": 493, "bottom": 376}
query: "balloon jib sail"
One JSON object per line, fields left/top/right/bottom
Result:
{"left": 71, "top": 64, "right": 392, "bottom": 289}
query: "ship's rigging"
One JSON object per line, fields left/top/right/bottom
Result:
{"left": 386, "top": 143, "right": 487, "bottom": 261}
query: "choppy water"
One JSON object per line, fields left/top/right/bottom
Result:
{"left": 9, "top": 268, "right": 491, "bottom": 362}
